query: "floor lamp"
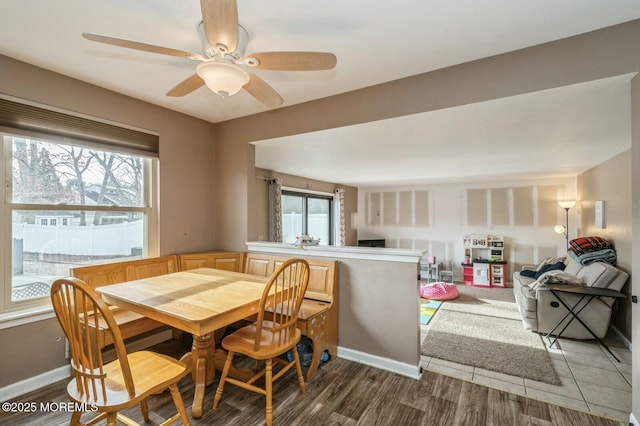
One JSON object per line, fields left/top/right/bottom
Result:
{"left": 555, "top": 200, "right": 576, "bottom": 249}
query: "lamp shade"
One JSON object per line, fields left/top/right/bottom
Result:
{"left": 196, "top": 61, "right": 249, "bottom": 96}
{"left": 558, "top": 200, "right": 576, "bottom": 209}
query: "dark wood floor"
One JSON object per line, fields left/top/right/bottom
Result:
{"left": 0, "top": 336, "right": 626, "bottom": 426}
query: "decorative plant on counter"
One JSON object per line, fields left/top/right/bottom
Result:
{"left": 295, "top": 234, "right": 320, "bottom": 247}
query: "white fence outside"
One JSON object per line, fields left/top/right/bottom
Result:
{"left": 16, "top": 214, "right": 326, "bottom": 255}
{"left": 16, "top": 221, "right": 143, "bottom": 256}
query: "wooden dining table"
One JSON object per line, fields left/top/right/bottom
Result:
{"left": 96, "top": 267, "right": 272, "bottom": 418}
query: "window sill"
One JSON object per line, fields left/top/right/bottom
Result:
{"left": 0, "top": 306, "right": 55, "bottom": 330}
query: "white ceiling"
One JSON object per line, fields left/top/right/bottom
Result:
{"left": 255, "top": 74, "right": 634, "bottom": 186}
{"left": 1, "top": 1, "right": 639, "bottom": 186}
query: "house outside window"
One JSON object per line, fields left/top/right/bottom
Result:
{"left": 1, "top": 134, "right": 157, "bottom": 315}
{"left": 281, "top": 190, "right": 333, "bottom": 245}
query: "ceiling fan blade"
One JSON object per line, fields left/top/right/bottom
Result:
{"left": 243, "top": 73, "right": 284, "bottom": 108}
{"left": 166, "top": 74, "right": 205, "bottom": 97}
{"left": 83, "top": 33, "right": 203, "bottom": 60}
{"left": 201, "top": 0, "right": 238, "bottom": 52}
{"left": 247, "top": 52, "right": 337, "bottom": 71}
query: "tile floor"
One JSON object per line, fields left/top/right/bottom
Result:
{"left": 420, "top": 324, "right": 632, "bottom": 423}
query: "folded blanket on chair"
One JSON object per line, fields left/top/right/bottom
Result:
{"left": 568, "top": 248, "right": 617, "bottom": 265}
{"left": 569, "top": 236, "right": 612, "bottom": 257}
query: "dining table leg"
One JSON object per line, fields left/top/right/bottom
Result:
{"left": 178, "top": 332, "right": 264, "bottom": 418}
{"left": 180, "top": 333, "right": 215, "bottom": 418}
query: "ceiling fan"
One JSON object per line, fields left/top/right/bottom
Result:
{"left": 82, "top": 0, "right": 337, "bottom": 108}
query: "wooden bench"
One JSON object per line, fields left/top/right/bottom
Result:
{"left": 177, "top": 251, "right": 244, "bottom": 273}
{"left": 70, "top": 255, "right": 180, "bottom": 349}
{"left": 244, "top": 253, "right": 338, "bottom": 381}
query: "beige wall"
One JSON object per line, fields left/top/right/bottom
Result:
{"left": 335, "top": 258, "right": 419, "bottom": 365}
{"left": 0, "top": 54, "right": 216, "bottom": 386}
{"left": 214, "top": 125, "right": 251, "bottom": 251}
{"left": 0, "top": 319, "right": 67, "bottom": 388}
{"left": 577, "top": 150, "right": 632, "bottom": 340}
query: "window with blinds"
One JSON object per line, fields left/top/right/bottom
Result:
{"left": 0, "top": 98, "right": 158, "bottom": 315}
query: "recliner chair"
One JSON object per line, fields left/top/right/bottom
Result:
{"left": 512, "top": 257, "right": 628, "bottom": 339}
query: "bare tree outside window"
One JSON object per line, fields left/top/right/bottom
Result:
{"left": 7, "top": 136, "right": 150, "bottom": 303}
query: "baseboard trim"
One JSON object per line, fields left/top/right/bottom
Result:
{"left": 0, "top": 364, "right": 70, "bottom": 403}
{"left": 0, "top": 329, "right": 173, "bottom": 403}
{"left": 337, "top": 346, "right": 421, "bottom": 380}
{"left": 608, "top": 324, "right": 631, "bottom": 351}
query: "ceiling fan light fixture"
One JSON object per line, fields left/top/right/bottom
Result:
{"left": 196, "top": 61, "right": 249, "bottom": 97}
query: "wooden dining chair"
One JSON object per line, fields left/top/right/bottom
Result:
{"left": 212, "top": 258, "right": 310, "bottom": 426}
{"left": 50, "top": 277, "right": 191, "bottom": 426}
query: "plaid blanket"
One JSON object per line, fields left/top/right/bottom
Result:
{"left": 568, "top": 236, "right": 612, "bottom": 257}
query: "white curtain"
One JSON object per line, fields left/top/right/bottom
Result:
{"left": 334, "top": 188, "right": 346, "bottom": 246}
{"left": 269, "top": 179, "right": 283, "bottom": 242}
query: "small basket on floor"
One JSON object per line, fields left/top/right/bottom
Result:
{"left": 420, "top": 282, "right": 458, "bottom": 300}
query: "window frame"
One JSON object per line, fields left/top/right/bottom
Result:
{"left": 0, "top": 131, "right": 159, "bottom": 323}
{"left": 281, "top": 188, "right": 334, "bottom": 245}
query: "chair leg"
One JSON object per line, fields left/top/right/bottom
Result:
{"left": 106, "top": 412, "right": 117, "bottom": 426}
{"left": 265, "top": 359, "right": 273, "bottom": 426}
{"left": 212, "top": 350, "right": 234, "bottom": 410}
{"left": 140, "top": 398, "right": 149, "bottom": 422}
{"left": 70, "top": 410, "right": 82, "bottom": 425}
{"left": 169, "top": 383, "right": 190, "bottom": 426}
{"left": 291, "top": 346, "right": 306, "bottom": 394}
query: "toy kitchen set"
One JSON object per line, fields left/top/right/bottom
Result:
{"left": 462, "top": 235, "right": 507, "bottom": 287}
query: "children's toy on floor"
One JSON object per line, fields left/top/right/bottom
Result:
{"left": 420, "top": 282, "right": 459, "bottom": 300}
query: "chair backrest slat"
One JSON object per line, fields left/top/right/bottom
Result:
{"left": 51, "top": 278, "right": 135, "bottom": 404}
{"left": 254, "top": 259, "right": 310, "bottom": 351}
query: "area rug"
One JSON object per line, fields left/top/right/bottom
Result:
{"left": 420, "top": 299, "right": 442, "bottom": 325}
{"left": 421, "top": 285, "right": 560, "bottom": 385}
